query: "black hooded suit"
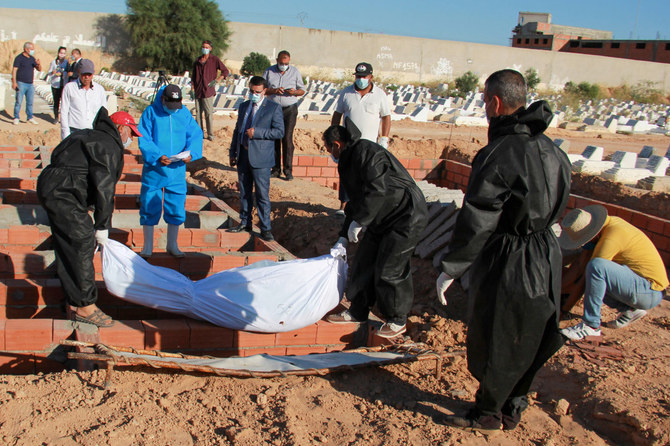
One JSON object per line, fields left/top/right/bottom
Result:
{"left": 37, "top": 107, "right": 124, "bottom": 308}
{"left": 439, "top": 101, "right": 571, "bottom": 417}
{"left": 338, "top": 138, "right": 428, "bottom": 325}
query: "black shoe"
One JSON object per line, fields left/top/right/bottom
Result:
{"left": 259, "top": 230, "right": 274, "bottom": 241}
{"left": 284, "top": 172, "right": 293, "bottom": 181}
{"left": 227, "top": 224, "right": 251, "bottom": 233}
{"left": 270, "top": 170, "right": 281, "bottom": 178}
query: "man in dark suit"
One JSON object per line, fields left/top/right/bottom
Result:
{"left": 228, "top": 76, "right": 284, "bottom": 241}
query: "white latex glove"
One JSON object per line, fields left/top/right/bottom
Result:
{"left": 95, "top": 229, "right": 109, "bottom": 246}
{"left": 436, "top": 272, "right": 454, "bottom": 306}
{"left": 347, "top": 221, "right": 364, "bottom": 243}
{"left": 377, "top": 136, "right": 389, "bottom": 149}
{"left": 207, "top": 80, "right": 217, "bottom": 88}
{"left": 331, "top": 237, "right": 348, "bottom": 259}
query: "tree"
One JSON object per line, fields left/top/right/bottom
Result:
{"left": 126, "top": 0, "right": 230, "bottom": 74}
{"left": 240, "top": 52, "right": 271, "bottom": 76}
{"left": 524, "top": 67, "right": 541, "bottom": 90}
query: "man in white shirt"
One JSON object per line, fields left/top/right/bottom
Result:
{"left": 331, "top": 62, "right": 391, "bottom": 214}
{"left": 60, "top": 59, "right": 107, "bottom": 140}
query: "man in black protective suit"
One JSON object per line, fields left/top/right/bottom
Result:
{"left": 436, "top": 69, "right": 571, "bottom": 433}
{"left": 323, "top": 123, "right": 428, "bottom": 338}
{"left": 37, "top": 107, "right": 142, "bottom": 327}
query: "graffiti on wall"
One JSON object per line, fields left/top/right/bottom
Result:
{"left": 0, "top": 29, "right": 101, "bottom": 48}
{"left": 430, "top": 58, "right": 454, "bottom": 78}
{"left": 376, "top": 46, "right": 420, "bottom": 73}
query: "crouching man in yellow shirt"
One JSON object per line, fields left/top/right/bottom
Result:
{"left": 558, "top": 205, "right": 669, "bottom": 340}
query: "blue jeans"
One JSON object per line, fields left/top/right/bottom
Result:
{"left": 583, "top": 258, "right": 663, "bottom": 328}
{"left": 14, "top": 81, "right": 35, "bottom": 120}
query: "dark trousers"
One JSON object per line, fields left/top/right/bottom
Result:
{"left": 237, "top": 148, "right": 272, "bottom": 231}
{"left": 474, "top": 315, "right": 565, "bottom": 417}
{"left": 273, "top": 104, "right": 298, "bottom": 175}
{"left": 51, "top": 86, "right": 63, "bottom": 119}
{"left": 347, "top": 226, "right": 421, "bottom": 325}
{"left": 37, "top": 171, "right": 98, "bottom": 308}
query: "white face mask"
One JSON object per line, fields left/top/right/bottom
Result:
{"left": 123, "top": 136, "right": 132, "bottom": 148}
{"left": 28, "top": 49, "right": 35, "bottom": 56}
{"left": 202, "top": 47, "right": 210, "bottom": 55}
{"left": 278, "top": 64, "right": 289, "bottom": 72}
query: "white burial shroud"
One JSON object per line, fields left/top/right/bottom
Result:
{"left": 101, "top": 240, "right": 347, "bottom": 333}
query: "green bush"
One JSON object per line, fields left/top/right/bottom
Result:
{"left": 452, "top": 71, "right": 479, "bottom": 98}
{"left": 524, "top": 68, "right": 540, "bottom": 90}
{"left": 565, "top": 81, "right": 600, "bottom": 100}
{"left": 240, "top": 52, "right": 271, "bottom": 76}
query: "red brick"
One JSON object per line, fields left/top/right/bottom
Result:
{"left": 212, "top": 255, "right": 246, "bottom": 271}
{"left": 0, "top": 228, "right": 8, "bottom": 244}
{"left": 0, "top": 352, "right": 35, "bottom": 374}
{"left": 187, "top": 320, "right": 235, "bottom": 348}
{"left": 246, "top": 253, "right": 279, "bottom": 265}
{"left": 286, "top": 346, "right": 327, "bottom": 355}
{"left": 312, "top": 156, "right": 328, "bottom": 167}
{"left": 408, "top": 159, "right": 422, "bottom": 169}
{"left": 99, "top": 320, "right": 146, "bottom": 349}
{"left": 191, "top": 229, "right": 219, "bottom": 247}
{"left": 34, "top": 353, "right": 65, "bottom": 373}
{"left": 5, "top": 319, "right": 53, "bottom": 351}
{"left": 185, "top": 195, "right": 208, "bottom": 211}
{"left": 180, "top": 255, "right": 212, "bottom": 275}
{"left": 275, "top": 324, "right": 318, "bottom": 346}
{"left": 125, "top": 183, "right": 142, "bottom": 194}
{"left": 315, "top": 320, "right": 358, "bottom": 345}
{"left": 235, "top": 331, "right": 277, "bottom": 348}
{"left": 297, "top": 155, "right": 313, "bottom": 166}
{"left": 326, "top": 157, "right": 338, "bottom": 167}
{"left": 321, "top": 167, "right": 336, "bottom": 177}
{"left": 143, "top": 319, "right": 190, "bottom": 350}
{"left": 9, "top": 168, "right": 31, "bottom": 178}
{"left": 9, "top": 225, "right": 40, "bottom": 245}
{"left": 293, "top": 165, "right": 307, "bottom": 177}
{"left": 631, "top": 212, "right": 647, "bottom": 229}
{"left": 240, "top": 346, "right": 286, "bottom": 357}
{"left": 53, "top": 319, "right": 75, "bottom": 342}
{"left": 114, "top": 183, "right": 126, "bottom": 194}
{"left": 306, "top": 166, "right": 321, "bottom": 177}
{"left": 0, "top": 319, "right": 4, "bottom": 349}
{"left": 647, "top": 218, "right": 665, "bottom": 235}
{"left": 110, "top": 229, "right": 132, "bottom": 245}
{"left": 414, "top": 169, "right": 427, "bottom": 179}
{"left": 3, "top": 279, "right": 41, "bottom": 305}
{"left": 219, "top": 230, "right": 251, "bottom": 249}
{"left": 312, "top": 177, "right": 327, "bottom": 187}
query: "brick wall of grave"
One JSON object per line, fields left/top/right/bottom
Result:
{"left": 293, "top": 155, "right": 670, "bottom": 266}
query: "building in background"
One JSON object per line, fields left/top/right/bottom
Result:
{"left": 511, "top": 11, "right": 670, "bottom": 64}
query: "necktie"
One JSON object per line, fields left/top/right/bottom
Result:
{"left": 242, "top": 103, "right": 256, "bottom": 147}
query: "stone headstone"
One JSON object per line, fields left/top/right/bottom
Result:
{"left": 610, "top": 151, "right": 637, "bottom": 169}
{"left": 639, "top": 146, "right": 655, "bottom": 158}
{"left": 665, "top": 146, "right": 670, "bottom": 159}
{"left": 581, "top": 146, "right": 603, "bottom": 161}
{"left": 646, "top": 155, "right": 670, "bottom": 176}
{"left": 553, "top": 139, "right": 570, "bottom": 153}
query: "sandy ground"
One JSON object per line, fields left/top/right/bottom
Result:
{"left": 0, "top": 99, "right": 669, "bottom": 445}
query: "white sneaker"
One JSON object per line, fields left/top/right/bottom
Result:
{"left": 28, "top": 118, "right": 39, "bottom": 125}
{"left": 610, "top": 309, "right": 647, "bottom": 329}
{"left": 560, "top": 322, "right": 601, "bottom": 341}
{"left": 13, "top": 118, "right": 19, "bottom": 125}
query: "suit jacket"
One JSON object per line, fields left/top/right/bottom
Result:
{"left": 230, "top": 99, "right": 284, "bottom": 168}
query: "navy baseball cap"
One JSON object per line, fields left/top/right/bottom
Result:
{"left": 353, "top": 62, "right": 373, "bottom": 76}
{"left": 162, "top": 84, "right": 183, "bottom": 109}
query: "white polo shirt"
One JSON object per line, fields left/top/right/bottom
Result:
{"left": 335, "top": 83, "right": 391, "bottom": 142}
{"left": 60, "top": 79, "right": 107, "bottom": 139}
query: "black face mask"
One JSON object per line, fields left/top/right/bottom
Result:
{"left": 582, "top": 240, "right": 597, "bottom": 251}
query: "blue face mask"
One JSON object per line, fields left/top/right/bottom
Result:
{"left": 162, "top": 103, "right": 178, "bottom": 115}
{"left": 28, "top": 49, "right": 35, "bottom": 56}
{"left": 355, "top": 77, "right": 369, "bottom": 89}
{"left": 251, "top": 93, "right": 262, "bottom": 103}
{"left": 202, "top": 47, "right": 210, "bottom": 55}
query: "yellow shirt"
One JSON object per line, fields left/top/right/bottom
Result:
{"left": 593, "top": 216, "right": 669, "bottom": 291}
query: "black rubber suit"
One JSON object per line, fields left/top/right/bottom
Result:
{"left": 37, "top": 108, "right": 124, "bottom": 308}
{"left": 439, "top": 101, "right": 571, "bottom": 418}
{"left": 338, "top": 138, "right": 428, "bottom": 325}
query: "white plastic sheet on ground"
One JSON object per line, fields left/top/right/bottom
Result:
{"left": 101, "top": 240, "right": 347, "bottom": 333}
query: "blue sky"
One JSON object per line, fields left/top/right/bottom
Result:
{"left": 1, "top": 0, "right": 669, "bottom": 45}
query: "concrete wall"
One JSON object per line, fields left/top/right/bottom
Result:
{"left": 2, "top": 7, "right": 670, "bottom": 91}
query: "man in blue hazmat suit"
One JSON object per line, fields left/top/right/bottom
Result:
{"left": 138, "top": 84, "right": 203, "bottom": 257}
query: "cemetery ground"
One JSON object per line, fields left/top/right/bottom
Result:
{"left": 0, "top": 110, "right": 669, "bottom": 445}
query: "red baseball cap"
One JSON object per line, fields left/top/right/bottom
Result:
{"left": 110, "top": 111, "right": 142, "bottom": 137}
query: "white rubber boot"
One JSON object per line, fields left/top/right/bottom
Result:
{"left": 166, "top": 223, "right": 185, "bottom": 258}
{"left": 140, "top": 225, "right": 154, "bottom": 258}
